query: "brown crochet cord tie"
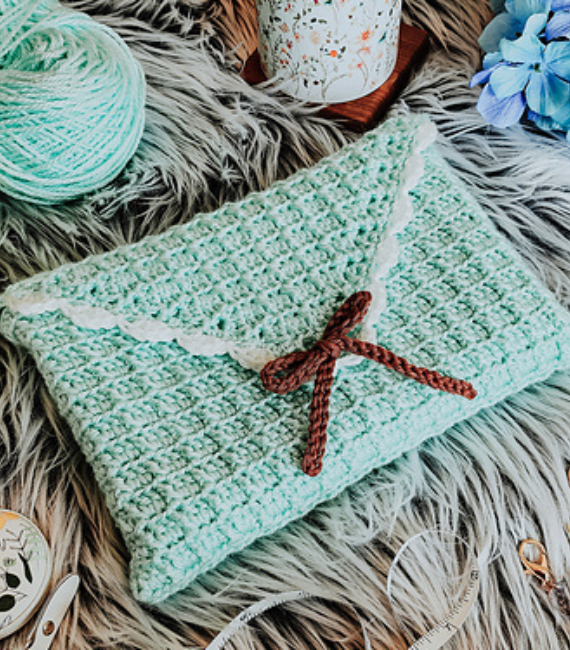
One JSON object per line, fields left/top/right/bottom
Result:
{"left": 261, "top": 291, "right": 477, "bottom": 477}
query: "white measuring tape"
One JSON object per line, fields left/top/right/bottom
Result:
{"left": 388, "top": 531, "right": 481, "bottom": 649}
{"left": 408, "top": 567, "right": 480, "bottom": 649}
{"left": 206, "top": 534, "right": 480, "bottom": 650}
{"left": 206, "top": 590, "right": 372, "bottom": 650}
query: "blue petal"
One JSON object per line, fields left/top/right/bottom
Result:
{"left": 552, "top": 0, "right": 570, "bottom": 10}
{"left": 527, "top": 109, "right": 558, "bottom": 128}
{"left": 505, "top": 0, "right": 551, "bottom": 22}
{"left": 470, "top": 68, "right": 494, "bottom": 87}
{"left": 490, "top": 0, "right": 506, "bottom": 12}
{"left": 500, "top": 34, "right": 544, "bottom": 63}
{"left": 483, "top": 52, "right": 505, "bottom": 70}
{"left": 550, "top": 97, "right": 570, "bottom": 126}
{"left": 477, "top": 84, "right": 526, "bottom": 127}
{"left": 545, "top": 11, "right": 570, "bottom": 40}
{"left": 484, "top": 51, "right": 506, "bottom": 68}
{"left": 479, "top": 14, "right": 524, "bottom": 52}
{"left": 526, "top": 68, "right": 570, "bottom": 113}
{"left": 490, "top": 63, "right": 532, "bottom": 96}
{"left": 545, "top": 41, "right": 570, "bottom": 80}
{"left": 523, "top": 13, "right": 548, "bottom": 35}
{"left": 528, "top": 109, "right": 569, "bottom": 133}
{"left": 471, "top": 63, "right": 505, "bottom": 87}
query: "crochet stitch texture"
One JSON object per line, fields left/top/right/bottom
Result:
{"left": 2, "top": 115, "right": 570, "bottom": 603}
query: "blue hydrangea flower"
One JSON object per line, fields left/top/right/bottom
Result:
{"left": 494, "top": 33, "right": 570, "bottom": 113}
{"left": 471, "top": 0, "right": 570, "bottom": 137}
{"left": 479, "top": 0, "right": 570, "bottom": 51}
{"left": 479, "top": 0, "right": 552, "bottom": 52}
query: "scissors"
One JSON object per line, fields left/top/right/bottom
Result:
{"left": 24, "top": 573, "right": 80, "bottom": 650}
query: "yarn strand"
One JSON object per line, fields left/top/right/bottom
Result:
{"left": 262, "top": 291, "right": 477, "bottom": 476}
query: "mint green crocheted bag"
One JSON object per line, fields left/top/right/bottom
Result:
{"left": 2, "top": 115, "right": 570, "bottom": 603}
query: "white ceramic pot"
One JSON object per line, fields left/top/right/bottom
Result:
{"left": 256, "top": 0, "right": 402, "bottom": 103}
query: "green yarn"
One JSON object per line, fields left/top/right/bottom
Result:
{"left": 0, "top": 0, "right": 146, "bottom": 205}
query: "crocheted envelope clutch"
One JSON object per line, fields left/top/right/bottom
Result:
{"left": 2, "top": 115, "right": 570, "bottom": 603}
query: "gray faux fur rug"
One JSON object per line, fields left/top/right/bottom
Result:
{"left": 3, "top": 0, "right": 570, "bottom": 647}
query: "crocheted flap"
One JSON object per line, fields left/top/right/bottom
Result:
{"left": 0, "top": 115, "right": 436, "bottom": 370}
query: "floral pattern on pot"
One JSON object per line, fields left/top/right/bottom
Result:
{"left": 256, "top": 0, "right": 402, "bottom": 103}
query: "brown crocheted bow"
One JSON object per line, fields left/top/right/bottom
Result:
{"left": 261, "top": 291, "right": 477, "bottom": 477}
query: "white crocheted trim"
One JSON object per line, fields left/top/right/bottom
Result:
{"left": 347, "top": 118, "right": 437, "bottom": 364}
{"left": 3, "top": 293, "right": 276, "bottom": 372}
{"left": 3, "top": 119, "right": 436, "bottom": 373}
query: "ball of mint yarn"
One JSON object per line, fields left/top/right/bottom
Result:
{"left": 0, "top": 0, "right": 146, "bottom": 205}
